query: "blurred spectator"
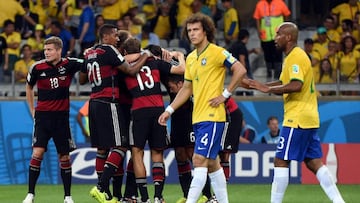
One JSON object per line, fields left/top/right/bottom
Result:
{"left": 239, "top": 120, "right": 257, "bottom": 144}
{"left": 151, "top": 1, "right": 173, "bottom": 41}
{"left": 127, "top": 2, "right": 147, "bottom": 36}
{"left": 27, "top": 24, "right": 46, "bottom": 60}
{"left": 116, "top": 18, "right": 128, "bottom": 31}
{"left": 135, "top": 23, "right": 160, "bottom": 49}
{"left": 98, "top": 0, "right": 122, "bottom": 25}
{"left": 192, "top": 0, "right": 212, "bottom": 16}
{"left": 47, "top": 20, "right": 76, "bottom": 57}
{"left": 14, "top": 44, "right": 35, "bottom": 83}
{"left": 324, "top": 40, "right": 340, "bottom": 76}
{"left": 61, "top": 0, "right": 82, "bottom": 38}
{"left": 331, "top": 0, "right": 360, "bottom": 31}
{"left": 0, "top": 20, "right": 21, "bottom": 83}
{"left": 260, "top": 116, "right": 280, "bottom": 144}
{"left": 0, "top": 36, "right": 8, "bottom": 83}
{"left": 177, "top": 0, "right": 194, "bottom": 53}
{"left": 15, "top": 0, "right": 39, "bottom": 39}
{"left": 338, "top": 35, "right": 360, "bottom": 88}
{"left": 31, "top": 0, "right": 58, "bottom": 26}
{"left": 313, "top": 15, "right": 341, "bottom": 43}
{"left": 253, "top": 0, "right": 290, "bottom": 80}
{"left": 338, "top": 18, "right": 359, "bottom": 41}
{"left": 221, "top": 0, "right": 239, "bottom": 46}
{"left": 304, "top": 38, "right": 321, "bottom": 82}
{"left": 229, "top": 29, "right": 261, "bottom": 80}
{"left": 313, "top": 27, "right": 329, "bottom": 59}
{"left": 95, "top": 14, "right": 105, "bottom": 41}
{"left": 77, "top": 0, "right": 96, "bottom": 57}
{"left": 317, "top": 58, "right": 337, "bottom": 96}
{"left": 0, "top": 0, "right": 36, "bottom": 31}
{"left": 98, "top": 0, "right": 134, "bottom": 25}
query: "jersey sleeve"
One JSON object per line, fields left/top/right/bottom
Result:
{"left": 221, "top": 49, "right": 238, "bottom": 70}
{"left": 106, "top": 45, "right": 125, "bottom": 67}
{"left": 156, "top": 59, "right": 172, "bottom": 75}
{"left": 26, "top": 63, "right": 38, "bottom": 87}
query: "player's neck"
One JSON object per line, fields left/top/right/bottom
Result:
{"left": 195, "top": 40, "right": 210, "bottom": 56}
{"left": 285, "top": 43, "right": 297, "bottom": 55}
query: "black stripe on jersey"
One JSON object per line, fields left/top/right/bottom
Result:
{"left": 37, "top": 87, "right": 70, "bottom": 101}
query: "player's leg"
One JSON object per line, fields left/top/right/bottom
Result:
{"left": 304, "top": 129, "right": 345, "bottom": 203}
{"left": 23, "top": 147, "right": 46, "bottom": 203}
{"left": 174, "top": 147, "right": 192, "bottom": 201}
{"left": 53, "top": 117, "right": 76, "bottom": 202}
{"left": 124, "top": 158, "right": 139, "bottom": 201}
{"left": 208, "top": 157, "right": 228, "bottom": 203}
{"left": 132, "top": 146, "right": 149, "bottom": 202}
{"left": 149, "top": 117, "right": 169, "bottom": 203}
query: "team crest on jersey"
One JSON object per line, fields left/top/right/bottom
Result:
{"left": 292, "top": 64, "right": 299, "bottom": 74}
{"left": 201, "top": 58, "right": 207, "bottom": 66}
{"left": 58, "top": 66, "right": 66, "bottom": 74}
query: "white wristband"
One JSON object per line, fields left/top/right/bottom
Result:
{"left": 165, "top": 106, "right": 174, "bottom": 115}
{"left": 222, "top": 88, "right": 232, "bottom": 99}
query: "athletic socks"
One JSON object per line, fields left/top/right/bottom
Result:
{"left": 136, "top": 177, "right": 149, "bottom": 202}
{"left": 28, "top": 156, "right": 42, "bottom": 194}
{"left": 220, "top": 161, "right": 230, "bottom": 182}
{"left": 152, "top": 162, "right": 165, "bottom": 199}
{"left": 177, "top": 161, "right": 192, "bottom": 197}
{"left": 95, "top": 151, "right": 108, "bottom": 182}
{"left": 202, "top": 176, "right": 212, "bottom": 199}
{"left": 186, "top": 167, "right": 208, "bottom": 202}
{"left": 209, "top": 168, "right": 228, "bottom": 203}
{"left": 316, "top": 165, "right": 345, "bottom": 203}
{"left": 124, "top": 159, "right": 138, "bottom": 199}
{"left": 112, "top": 163, "right": 124, "bottom": 200}
{"left": 271, "top": 167, "right": 289, "bottom": 203}
{"left": 60, "top": 159, "right": 72, "bottom": 196}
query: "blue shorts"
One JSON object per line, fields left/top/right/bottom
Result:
{"left": 275, "top": 127, "right": 323, "bottom": 161}
{"left": 193, "top": 121, "right": 226, "bottom": 160}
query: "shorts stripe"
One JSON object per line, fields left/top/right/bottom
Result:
{"left": 129, "top": 120, "right": 134, "bottom": 145}
{"left": 220, "top": 122, "right": 229, "bottom": 150}
{"left": 284, "top": 127, "right": 294, "bottom": 160}
{"left": 207, "top": 123, "right": 217, "bottom": 158}
{"left": 111, "top": 103, "right": 121, "bottom": 146}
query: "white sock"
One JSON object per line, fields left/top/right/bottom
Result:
{"left": 186, "top": 167, "right": 208, "bottom": 203}
{"left": 316, "top": 165, "right": 345, "bottom": 203}
{"left": 271, "top": 167, "right": 289, "bottom": 203}
{"left": 209, "top": 168, "right": 228, "bottom": 203}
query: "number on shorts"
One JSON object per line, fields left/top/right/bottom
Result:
{"left": 189, "top": 132, "right": 195, "bottom": 143}
{"left": 277, "top": 137, "right": 285, "bottom": 149}
{"left": 200, "top": 133, "right": 208, "bottom": 146}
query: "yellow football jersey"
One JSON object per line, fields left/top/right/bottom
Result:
{"left": 185, "top": 43, "right": 237, "bottom": 124}
{"left": 280, "top": 47, "right": 320, "bottom": 128}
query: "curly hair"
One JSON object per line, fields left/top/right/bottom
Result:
{"left": 181, "top": 13, "right": 216, "bottom": 43}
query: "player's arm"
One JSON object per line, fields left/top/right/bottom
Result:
{"left": 158, "top": 80, "right": 193, "bottom": 126}
{"left": 26, "top": 83, "right": 35, "bottom": 117}
{"left": 209, "top": 60, "right": 246, "bottom": 107}
{"left": 250, "top": 79, "right": 302, "bottom": 94}
{"left": 169, "top": 51, "right": 185, "bottom": 75}
{"left": 118, "top": 52, "right": 150, "bottom": 76}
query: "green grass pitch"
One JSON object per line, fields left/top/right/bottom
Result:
{"left": 1, "top": 184, "right": 359, "bottom": 203}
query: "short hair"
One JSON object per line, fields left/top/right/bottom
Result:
{"left": 51, "top": 20, "right": 63, "bottom": 29}
{"left": 20, "top": 44, "right": 32, "bottom": 53}
{"left": 181, "top": 13, "right": 216, "bottom": 43}
{"left": 267, "top": 116, "right": 278, "bottom": 125}
{"left": 99, "top": 24, "right": 117, "bottom": 41}
{"left": 304, "top": 38, "right": 314, "bottom": 44}
{"left": 238, "top": 29, "right": 249, "bottom": 41}
{"left": 122, "top": 38, "right": 141, "bottom": 54}
{"left": 44, "top": 36, "right": 63, "bottom": 50}
{"left": 3, "top": 19, "right": 14, "bottom": 27}
{"left": 117, "top": 30, "right": 131, "bottom": 48}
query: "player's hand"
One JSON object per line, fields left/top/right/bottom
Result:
{"left": 158, "top": 111, "right": 170, "bottom": 126}
{"left": 161, "top": 48, "right": 173, "bottom": 62}
{"left": 249, "top": 79, "right": 270, "bottom": 93}
{"left": 209, "top": 95, "right": 227, "bottom": 107}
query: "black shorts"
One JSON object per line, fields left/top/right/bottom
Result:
{"left": 170, "top": 116, "right": 194, "bottom": 148}
{"left": 222, "top": 109, "right": 243, "bottom": 153}
{"left": 89, "top": 99, "right": 128, "bottom": 149}
{"left": 33, "top": 111, "right": 75, "bottom": 154}
{"left": 129, "top": 108, "right": 169, "bottom": 150}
